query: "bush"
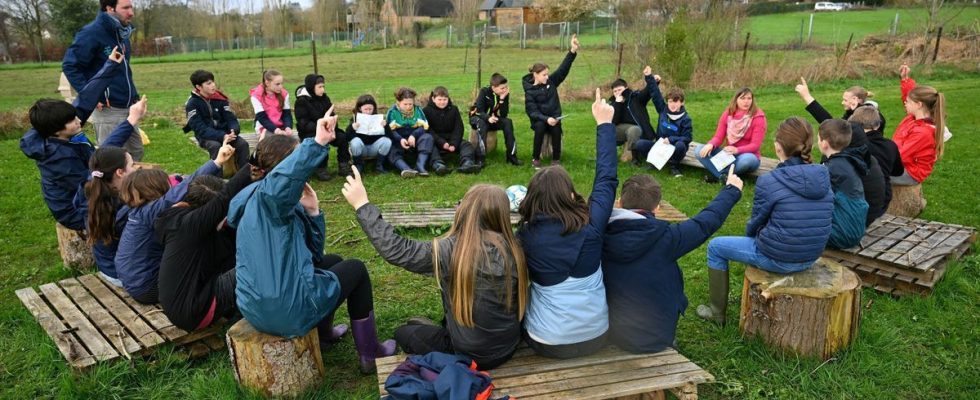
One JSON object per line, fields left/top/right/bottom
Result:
{"left": 746, "top": 1, "right": 811, "bottom": 16}
{"left": 656, "top": 14, "right": 696, "bottom": 85}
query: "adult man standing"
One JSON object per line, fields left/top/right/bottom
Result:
{"left": 62, "top": 0, "right": 142, "bottom": 160}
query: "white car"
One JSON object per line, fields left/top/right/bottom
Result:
{"left": 815, "top": 2, "right": 845, "bottom": 11}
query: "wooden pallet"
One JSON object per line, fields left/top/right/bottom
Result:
{"left": 16, "top": 274, "right": 225, "bottom": 369}
{"left": 822, "top": 214, "right": 976, "bottom": 296}
{"left": 377, "top": 346, "right": 713, "bottom": 400}
{"left": 678, "top": 142, "right": 778, "bottom": 178}
{"left": 380, "top": 200, "right": 689, "bottom": 228}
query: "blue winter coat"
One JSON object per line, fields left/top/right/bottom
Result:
{"left": 227, "top": 139, "right": 341, "bottom": 337}
{"left": 384, "top": 352, "right": 498, "bottom": 400}
{"left": 746, "top": 157, "right": 834, "bottom": 263}
{"left": 20, "top": 59, "right": 133, "bottom": 230}
{"left": 825, "top": 152, "right": 870, "bottom": 249}
{"left": 602, "top": 186, "right": 741, "bottom": 353}
{"left": 115, "top": 160, "right": 221, "bottom": 299}
{"left": 183, "top": 91, "right": 240, "bottom": 144}
{"left": 62, "top": 12, "right": 138, "bottom": 108}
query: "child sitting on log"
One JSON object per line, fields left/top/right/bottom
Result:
{"left": 346, "top": 95, "right": 395, "bottom": 175}
{"left": 470, "top": 72, "right": 521, "bottom": 166}
{"left": 819, "top": 119, "right": 870, "bottom": 249}
{"left": 423, "top": 86, "right": 479, "bottom": 175}
{"left": 184, "top": 69, "right": 249, "bottom": 170}
{"left": 892, "top": 64, "right": 946, "bottom": 186}
{"left": 516, "top": 89, "right": 616, "bottom": 359}
{"left": 344, "top": 175, "right": 528, "bottom": 369}
{"left": 386, "top": 87, "right": 432, "bottom": 177}
{"left": 228, "top": 110, "right": 395, "bottom": 374}
{"left": 115, "top": 144, "right": 231, "bottom": 303}
{"left": 602, "top": 171, "right": 741, "bottom": 353}
{"left": 698, "top": 118, "right": 834, "bottom": 326}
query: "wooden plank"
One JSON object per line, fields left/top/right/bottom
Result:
{"left": 902, "top": 223, "right": 956, "bottom": 269}
{"left": 77, "top": 274, "right": 165, "bottom": 348}
{"left": 914, "top": 230, "right": 975, "bottom": 271}
{"left": 853, "top": 215, "right": 902, "bottom": 256}
{"left": 38, "top": 283, "right": 118, "bottom": 361}
{"left": 512, "top": 366, "right": 709, "bottom": 400}
{"left": 58, "top": 278, "right": 142, "bottom": 355}
{"left": 94, "top": 274, "right": 187, "bottom": 340}
{"left": 493, "top": 354, "right": 692, "bottom": 389}
{"left": 172, "top": 323, "right": 224, "bottom": 346}
{"left": 16, "top": 288, "right": 96, "bottom": 369}
{"left": 822, "top": 249, "right": 935, "bottom": 282}
{"left": 861, "top": 225, "right": 916, "bottom": 261}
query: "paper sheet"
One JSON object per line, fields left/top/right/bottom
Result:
{"left": 646, "top": 139, "right": 675, "bottom": 170}
{"left": 710, "top": 150, "right": 736, "bottom": 172}
{"left": 355, "top": 113, "right": 385, "bottom": 135}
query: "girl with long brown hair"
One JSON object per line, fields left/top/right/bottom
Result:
{"left": 84, "top": 146, "right": 135, "bottom": 287}
{"left": 892, "top": 64, "right": 946, "bottom": 186}
{"left": 515, "top": 89, "right": 618, "bottom": 359}
{"left": 344, "top": 176, "right": 528, "bottom": 369}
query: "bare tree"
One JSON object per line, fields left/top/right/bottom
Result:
{"left": 9, "top": 0, "right": 47, "bottom": 61}
{"left": 0, "top": 11, "right": 14, "bottom": 63}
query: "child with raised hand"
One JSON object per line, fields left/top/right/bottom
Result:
{"left": 385, "top": 87, "right": 433, "bottom": 178}
{"left": 155, "top": 152, "right": 256, "bottom": 331}
{"left": 184, "top": 69, "right": 249, "bottom": 170}
{"left": 630, "top": 66, "right": 693, "bottom": 177}
{"left": 522, "top": 34, "right": 580, "bottom": 168}
{"left": 892, "top": 64, "right": 946, "bottom": 186}
{"left": 114, "top": 139, "right": 233, "bottom": 303}
{"left": 343, "top": 169, "right": 528, "bottom": 369}
{"left": 698, "top": 118, "right": 833, "bottom": 326}
{"left": 694, "top": 87, "right": 766, "bottom": 182}
{"left": 347, "top": 95, "right": 394, "bottom": 174}
{"left": 21, "top": 46, "right": 142, "bottom": 231}
{"left": 470, "top": 72, "right": 521, "bottom": 166}
{"left": 818, "top": 119, "right": 870, "bottom": 249}
{"left": 294, "top": 73, "right": 352, "bottom": 181}
{"left": 603, "top": 170, "right": 742, "bottom": 353}
{"left": 516, "top": 89, "right": 617, "bottom": 358}
{"left": 228, "top": 108, "right": 395, "bottom": 374}
{"left": 841, "top": 85, "right": 886, "bottom": 132}
{"left": 423, "top": 86, "right": 479, "bottom": 175}
{"left": 250, "top": 69, "right": 293, "bottom": 139}
{"left": 85, "top": 146, "right": 136, "bottom": 287}
{"left": 795, "top": 77, "right": 888, "bottom": 225}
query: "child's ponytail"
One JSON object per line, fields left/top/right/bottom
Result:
{"left": 933, "top": 92, "right": 945, "bottom": 159}
{"left": 85, "top": 147, "right": 128, "bottom": 245}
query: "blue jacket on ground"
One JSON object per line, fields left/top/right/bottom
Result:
{"left": 228, "top": 139, "right": 341, "bottom": 337}
{"left": 825, "top": 152, "right": 870, "bottom": 249}
{"left": 115, "top": 160, "right": 221, "bottom": 298}
{"left": 20, "top": 59, "right": 133, "bottom": 230}
{"left": 746, "top": 156, "right": 834, "bottom": 263}
{"left": 384, "top": 352, "right": 500, "bottom": 400}
{"left": 649, "top": 77, "right": 693, "bottom": 145}
{"left": 62, "top": 12, "right": 138, "bottom": 108}
{"left": 602, "top": 186, "right": 741, "bottom": 353}
{"left": 517, "top": 123, "right": 617, "bottom": 345}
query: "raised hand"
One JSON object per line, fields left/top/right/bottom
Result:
{"left": 643, "top": 65, "right": 652, "bottom": 77}
{"left": 215, "top": 142, "right": 235, "bottom": 166}
{"left": 795, "top": 77, "right": 814, "bottom": 104}
{"left": 899, "top": 64, "right": 910, "bottom": 80}
{"left": 570, "top": 34, "right": 580, "bottom": 53}
{"left": 341, "top": 166, "right": 369, "bottom": 210}
{"left": 726, "top": 166, "right": 743, "bottom": 191}
{"left": 299, "top": 183, "right": 320, "bottom": 216}
{"left": 127, "top": 95, "right": 148, "bottom": 126}
{"left": 314, "top": 106, "right": 338, "bottom": 146}
{"left": 592, "top": 88, "right": 614, "bottom": 125}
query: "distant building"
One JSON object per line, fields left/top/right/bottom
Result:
{"left": 380, "top": 0, "right": 454, "bottom": 34}
{"left": 478, "top": 0, "right": 545, "bottom": 28}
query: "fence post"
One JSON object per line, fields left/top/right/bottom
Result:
{"left": 539, "top": 23, "right": 543, "bottom": 39}
{"left": 576, "top": 21, "right": 580, "bottom": 36}
{"left": 613, "top": 20, "right": 619, "bottom": 49}
{"left": 312, "top": 34, "right": 318, "bottom": 75}
{"left": 799, "top": 18, "right": 805, "bottom": 49}
{"left": 932, "top": 26, "right": 943, "bottom": 63}
{"left": 740, "top": 31, "right": 751, "bottom": 69}
{"left": 290, "top": 32, "right": 294, "bottom": 49}
{"left": 383, "top": 27, "right": 387, "bottom": 49}
{"left": 891, "top": 13, "right": 900, "bottom": 36}
{"left": 808, "top": 13, "right": 814, "bottom": 42}
{"left": 447, "top": 25, "right": 452, "bottom": 48}
{"left": 521, "top": 23, "right": 526, "bottom": 49}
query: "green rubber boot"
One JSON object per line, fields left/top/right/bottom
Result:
{"left": 696, "top": 268, "right": 729, "bottom": 326}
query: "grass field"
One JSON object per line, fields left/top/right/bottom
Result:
{"left": 747, "top": 6, "right": 980, "bottom": 46}
{"left": 0, "top": 43, "right": 978, "bottom": 399}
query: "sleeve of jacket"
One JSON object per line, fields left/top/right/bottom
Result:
{"left": 281, "top": 103, "right": 293, "bottom": 129}
{"left": 258, "top": 139, "right": 328, "bottom": 220}
{"left": 900, "top": 78, "right": 916, "bottom": 104}
{"left": 647, "top": 76, "right": 667, "bottom": 114}
{"left": 745, "top": 177, "right": 774, "bottom": 237}
{"left": 734, "top": 114, "right": 767, "bottom": 155}
{"left": 45, "top": 178, "right": 87, "bottom": 231}
{"left": 151, "top": 160, "right": 222, "bottom": 216}
{"left": 668, "top": 186, "right": 741, "bottom": 258}
{"left": 804, "top": 99, "right": 834, "bottom": 123}
{"left": 549, "top": 51, "right": 577, "bottom": 87}
{"left": 587, "top": 123, "right": 619, "bottom": 233}
{"left": 176, "top": 166, "right": 253, "bottom": 237}
{"left": 708, "top": 113, "right": 728, "bottom": 148}
{"left": 61, "top": 35, "right": 95, "bottom": 93}
{"left": 251, "top": 95, "right": 279, "bottom": 132}
{"left": 73, "top": 59, "right": 122, "bottom": 125}
{"left": 356, "top": 203, "right": 435, "bottom": 274}
{"left": 450, "top": 110, "right": 464, "bottom": 146}
{"left": 669, "top": 116, "right": 694, "bottom": 144}
{"left": 186, "top": 99, "right": 227, "bottom": 142}
{"left": 499, "top": 95, "right": 509, "bottom": 119}
{"left": 473, "top": 88, "right": 490, "bottom": 120}
{"left": 294, "top": 98, "right": 317, "bottom": 136}
{"left": 224, "top": 101, "right": 240, "bottom": 133}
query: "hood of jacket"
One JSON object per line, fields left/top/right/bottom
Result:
{"left": 303, "top": 74, "right": 324, "bottom": 98}
{"left": 192, "top": 89, "right": 228, "bottom": 102}
{"left": 603, "top": 209, "right": 668, "bottom": 263}
{"left": 834, "top": 147, "right": 870, "bottom": 176}
{"left": 771, "top": 156, "right": 833, "bottom": 200}
{"left": 422, "top": 100, "right": 459, "bottom": 119}
{"left": 521, "top": 73, "right": 540, "bottom": 91}
{"left": 20, "top": 129, "right": 91, "bottom": 161}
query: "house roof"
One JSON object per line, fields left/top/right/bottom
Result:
{"left": 479, "top": 0, "right": 534, "bottom": 10}
{"left": 416, "top": 0, "right": 454, "bottom": 17}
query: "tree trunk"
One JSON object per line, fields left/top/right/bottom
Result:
{"left": 887, "top": 184, "right": 926, "bottom": 218}
{"left": 55, "top": 223, "right": 94, "bottom": 271}
{"left": 739, "top": 258, "right": 861, "bottom": 360}
{"left": 226, "top": 319, "right": 325, "bottom": 397}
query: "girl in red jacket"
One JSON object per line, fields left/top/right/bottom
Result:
{"left": 892, "top": 64, "right": 946, "bottom": 186}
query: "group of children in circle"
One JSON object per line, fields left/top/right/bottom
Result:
{"left": 21, "top": 35, "right": 946, "bottom": 375}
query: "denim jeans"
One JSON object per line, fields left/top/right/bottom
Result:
{"left": 349, "top": 137, "right": 392, "bottom": 158}
{"left": 694, "top": 144, "right": 761, "bottom": 178}
{"left": 707, "top": 236, "right": 815, "bottom": 273}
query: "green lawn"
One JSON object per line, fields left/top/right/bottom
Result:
{"left": 747, "top": 6, "right": 980, "bottom": 45}
{"left": 0, "top": 45, "right": 978, "bottom": 399}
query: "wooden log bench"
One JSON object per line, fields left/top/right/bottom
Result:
{"left": 469, "top": 129, "right": 499, "bottom": 154}
{"left": 226, "top": 319, "right": 325, "bottom": 397}
{"left": 739, "top": 258, "right": 862, "bottom": 360}
{"left": 376, "top": 346, "right": 714, "bottom": 399}
{"left": 678, "top": 142, "right": 779, "bottom": 177}
{"left": 822, "top": 214, "right": 976, "bottom": 296}
{"left": 16, "top": 274, "right": 226, "bottom": 369}
{"left": 379, "top": 200, "right": 689, "bottom": 229}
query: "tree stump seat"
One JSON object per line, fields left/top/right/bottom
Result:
{"left": 226, "top": 319, "right": 325, "bottom": 397}
{"left": 739, "top": 258, "right": 861, "bottom": 360}
{"left": 55, "top": 222, "right": 94, "bottom": 271}
{"left": 887, "top": 183, "right": 926, "bottom": 218}
{"left": 469, "top": 129, "right": 498, "bottom": 154}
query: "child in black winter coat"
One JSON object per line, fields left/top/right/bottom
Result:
{"left": 522, "top": 34, "right": 579, "bottom": 168}
{"left": 294, "top": 73, "right": 351, "bottom": 180}
{"left": 423, "top": 86, "right": 479, "bottom": 175}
